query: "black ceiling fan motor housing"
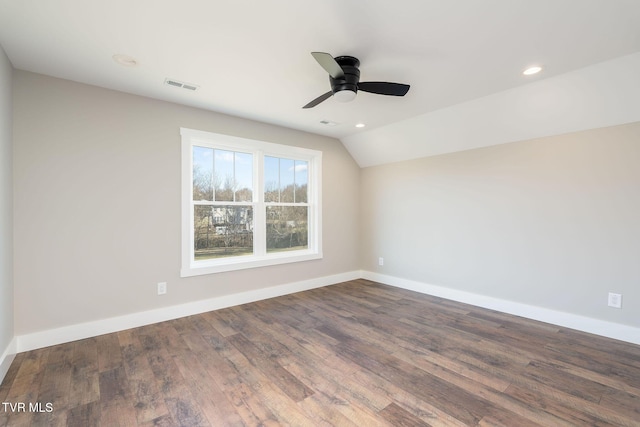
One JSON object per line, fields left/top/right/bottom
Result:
{"left": 330, "top": 56, "right": 360, "bottom": 94}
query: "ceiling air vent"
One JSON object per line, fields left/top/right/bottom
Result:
{"left": 164, "top": 78, "right": 199, "bottom": 91}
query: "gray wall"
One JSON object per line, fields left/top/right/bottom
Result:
{"left": 13, "top": 71, "right": 361, "bottom": 335}
{"left": 10, "top": 67, "right": 640, "bottom": 340}
{"left": 0, "top": 46, "right": 14, "bottom": 361}
{"left": 361, "top": 122, "right": 640, "bottom": 327}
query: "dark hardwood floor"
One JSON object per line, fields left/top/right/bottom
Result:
{"left": 1, "top": 279, "right": 639, "bottom": 426}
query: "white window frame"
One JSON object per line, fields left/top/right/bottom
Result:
{"left": 181, "top": 128, "right": 322, "bottom": 277}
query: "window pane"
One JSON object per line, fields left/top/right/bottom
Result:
{"left": 263, "top": 156, "right": 308, "bottom": 203}
{"left": 194, "top": 205, "right": 253, "bottom": 260}
{"left": 234, "top": 152, "right": 253, "bottom": 202}
{"left": 266, "top": 206, "right": 308, "bottom": 253}
{"left": 294, "top": 160, "right": 308, "bottom": 203}
{"left": 193, "top": 146, "right": 213, "bottom": 201}
{"left": 264, "top": 156, "right": 279, "bottom": 202}
{"left": 214, "top": 149, "right": 235, "bottom": 201}
{"left": 214, "top": 150, "right": 253, "bottom": 202}
{"left": 280, "top": 158, "right": 295, "bottom": 202}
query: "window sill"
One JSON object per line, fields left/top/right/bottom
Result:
{"left": 180, "top": 250, "right": 323, "bottom": 277}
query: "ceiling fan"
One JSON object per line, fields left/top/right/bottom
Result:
{"left": 302, "top": 52, "right": 410, "bottom": 109}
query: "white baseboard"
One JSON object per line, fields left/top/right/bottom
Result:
{"left": 362, "top": 271, "right": 640, "bottom": 346}
{"left": 14, "top": 269, "right": 640, "bottom": 353}
{"left": 16, "top": 271, "right": 360, "bottom": 353}
{"left": 0, "top": 337, "right": 17, "bottom": 384}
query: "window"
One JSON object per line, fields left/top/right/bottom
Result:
{"left": 181, "top": 128, "right": 322, "bottom": 276}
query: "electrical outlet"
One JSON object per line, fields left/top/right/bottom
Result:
{"left": 608, "top": 292, "right": 622, "bottom": 308}
{"left": 378, "top": 257, "right": 384, "bottom": 266}
{"left": 157, "top": 282, "right": 167, "bottom": 295}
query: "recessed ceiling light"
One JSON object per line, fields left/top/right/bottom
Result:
{"left": 112, "top": 54, "right": 138, "bottom": 67}
{"left": 523, "top": 66, "right": 542, "bottom": 76}
{"left": 355, "top": 123, "right": 366, "bottom": 128}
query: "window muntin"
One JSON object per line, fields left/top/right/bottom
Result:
{"left": 181, "top": 128, "right": 322, "bottom": 276}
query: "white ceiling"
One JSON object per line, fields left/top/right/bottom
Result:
{"left": 1, "top": 0, "right": 640, "bottom": 166}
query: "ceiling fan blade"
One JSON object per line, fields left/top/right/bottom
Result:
{"left": 358, "top": 81, "right": 410, "bottom": 96}
{"left": 311, "top": 52, "right": 345, "bottom": 79}
{"left": 302, "top": 91, "right": 333, "bottom": 109}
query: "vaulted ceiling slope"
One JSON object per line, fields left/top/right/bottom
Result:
{"left": 345, "top": 52, "right": 640, "bottom": 167}
{"left": 1, "top": 0, "right": 639, "bottom": 167}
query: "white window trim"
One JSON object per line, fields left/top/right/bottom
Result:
{"left": 181, "top": 127, "right": 322, "bottom": 277}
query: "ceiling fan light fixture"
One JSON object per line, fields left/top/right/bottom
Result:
{"left": 334, "top": 89, "right": 357, "bottom": 103}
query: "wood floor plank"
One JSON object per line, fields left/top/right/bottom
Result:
{"left": 140, "top": 325, "right": 203, "bottom": 427}
{"left": 349, "top": 368, "right": 469, "bottom": 427}
{"left": 2, "top": 280, "right": 640, "bottom": 426}
{"left": 297, "top": 393, "right": 361, "bottom": 427}
{"left": 66, "top": 400, "right": 100, "bottom": 427}
{"left": 5, "top": 347, "right": 49, "bottom": 399}
{"left": 118, "top": 328, "right": 171, "bottom": 424}
{"left": 0, "top": 348, "right": 50, "bottom": 427}
{"left": 286, "top": 360, "right": 391, "bottom": 415}
{"left": 504, "top": 383, "right": 620, "bottom": 426}
{"left": 163, "top": 395, "right": 210, "bottom": 427}
{"left": 227, "top": 333, "right": 314, "bottom": 403}
{"left": 378, "top": 402, "right": 432, "bottom": 427}
{"left": 0, "top": 352, "right": 24, "bottom": 406}
{"left": 68, "top": 338, "right": 100, "bottom": 409}
{"left": 96, "top": 332, "right": 123, "bottom": 372}
{"left": 521, "top": 359, "right": 609, "bottom": 403}
{"left": 318, "top": 325, "right": 490, "bottom": 425}
{"left": 456, "top": 344, "right": 640, "bottom": 426}
{"left": 196, "top": 329, "right": 285, "bottom": 426}
{"left": 98, "top": 365, "right": 138, "bottom": 427}
{"left": 543, "top": 340, "right": 640, "bottom": 388}
{"left": 599, "top": 388, "right": 640, "bottom": 423}
{"left": 172, "top": 347, "right": 244, "bottom": 426}
{"left": 201, "top": 310, "right": 242, "bottom": 338}
{"left": 33, "top": 344, "right": 74, "bottom": 412}
{"left": 218, "top": 343, "right": 313, "bottom": 426}
{"left": 385, "top": 344, "right": 566, "bottom": 426}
